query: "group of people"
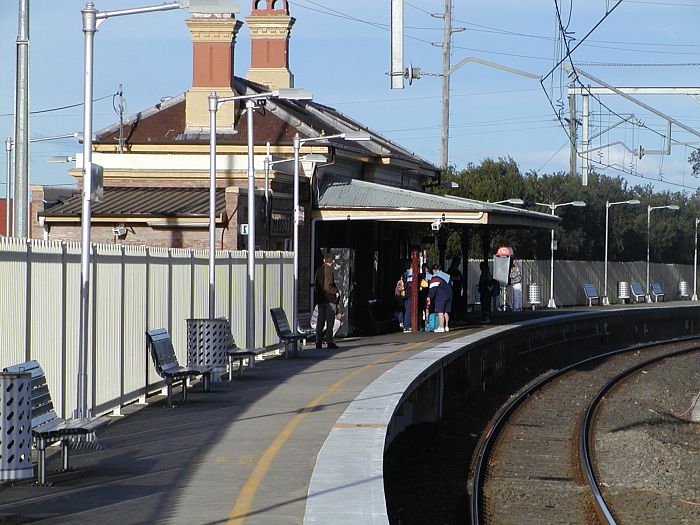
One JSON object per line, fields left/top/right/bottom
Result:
{"left": 395, "top": 262, "right": 455, "bottom": 333}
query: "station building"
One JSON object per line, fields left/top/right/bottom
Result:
{"left": 32, "top": 1, "right": 556, "bottom": 330}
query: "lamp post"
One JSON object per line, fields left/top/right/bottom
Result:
{"left": 646, "top": 204, "right": 679, "bottom": 302}
{"left": 535, "top": 200, "right": 586, "bottom": 308}
{"left": 291, "top": 131, "right": 370, "bottom": 347}
{"left": 603, "top": 199, "right": 640, "bottom": 305}
{"left": 76, "top": 0, "right": 241, "bottom": 420}
{"left": 693, "top": 218, "right": 699, "bottom": 301}
{"left": 208, "top": 89, "right": 312, "bottom": 355}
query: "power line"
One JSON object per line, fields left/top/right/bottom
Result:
{"left": 0, "top": 93, "right": 116, "bottom": 118}
{"left": 626, "top": 0, "right": 700, "bottom": 6}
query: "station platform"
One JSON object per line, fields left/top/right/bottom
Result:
{"left": 0, "top": 304, "right": 693, "bottom": 524}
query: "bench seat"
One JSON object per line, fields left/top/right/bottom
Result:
{"left": 650, "top": 282, "right": 665, "bottom": 302}
{"left": 582, "top": 283, "right": 600, "bottom": 307}
{"left": 3, "top": 360, "right": 110, "bottom": 485}
{"left": 270, "top": 307, "right": 306, "bottom": 357}
{"left": 146, "top": 329, "right": 214, "bottom": 407}
{"left": 630, "top": 282, "right": 646, "bottom": 303}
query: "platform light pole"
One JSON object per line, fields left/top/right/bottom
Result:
{"left": 292, "top": 131, "right": 370, "bottom": 346}
{"left": 646, "top": 204, "right": 679, "bottom": 302}
{"left": 76, "top": 0, "right": 241, "bottom": 420}
{"left": 603, "top": 199, "right": 640, "bottom": 305}
{"left": 208, "top": 89, "right": 312, "bottom": 354}
{"left": 693, "top": 218, "right": 699, "bottom": 301}
{"left": 536, "top": 200, "right": 586, "bottom": 308}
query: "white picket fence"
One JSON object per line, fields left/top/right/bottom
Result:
{"left": 0, "top": 238, "right": 293, "bottom": 418}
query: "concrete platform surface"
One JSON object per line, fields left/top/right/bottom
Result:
{"left": 0, "top": 303, "right": 692, "bottom": 524}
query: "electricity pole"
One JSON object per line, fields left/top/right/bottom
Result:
{"left": 438, "top": 0, "right": 453, "bottom": 172}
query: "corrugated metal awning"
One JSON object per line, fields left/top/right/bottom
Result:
{"left": 315, "top": 174, "right": 559, "bottom": 229}
{"left": 40, "top": 187, "right": 226, "bottom": 225}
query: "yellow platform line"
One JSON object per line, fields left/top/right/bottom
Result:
{"left": 227, "top": 337, "right": 439, "bottom": 524}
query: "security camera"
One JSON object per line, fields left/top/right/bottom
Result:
{"left": 112, "top": 225, "right": 127, "bottom": 237}
{"left": 431, "top": 219, "right": 442, "bottom": 231}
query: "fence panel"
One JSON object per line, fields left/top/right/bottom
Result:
{"left": 122, "top": 245, "right": 148, "bottom": 404}
{"left": 28, "top": 241, "right": 64, "bottom": 415}
{"left": 0, "top": 238, "right": 28, "bottom": 366}
{"left": 93, "top": 245, "right": 124, "bottom": 414}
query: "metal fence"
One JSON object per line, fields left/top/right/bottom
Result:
{"left": 464, "top": 258, "right": 694, "bottom": 307}
{"left": 0, "top": 238, "right": 293, "bottom": 418}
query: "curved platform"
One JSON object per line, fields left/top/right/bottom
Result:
{"left": 0, "top": 303, "right": 697, "bottom": 525}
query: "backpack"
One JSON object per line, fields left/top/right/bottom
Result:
{"left": 395, "top": 278, "right": 406, "bottom": 298}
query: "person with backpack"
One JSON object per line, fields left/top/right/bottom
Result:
{"left": 394, "top": 274, "right": 407, "bottom": 328}
{"left": 427, "top": 264, "right": 452, "bottom": 332}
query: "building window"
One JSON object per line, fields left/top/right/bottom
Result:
{"left": 271, "top": 212, "right": 291, "bottom": 236}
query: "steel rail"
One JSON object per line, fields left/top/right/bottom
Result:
{"left": 579, "top": 344, "right": 700, "bottom": 525}
{"left": 469, "top": 334, "right": 700, "bottom": 525}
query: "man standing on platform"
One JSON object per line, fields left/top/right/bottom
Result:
{"left": 314, "top": 253, "right": 340, "bottom": 349}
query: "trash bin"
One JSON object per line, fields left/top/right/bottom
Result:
{"left": 187, "top": 318, "right": 232, "bottom": 380}
{"left": 527, "top": 283, "right": 541, "bottom": 310}
{"left": 0, "top": 371, "right": 34, "bottom": 481}
{"left": 678, "top": 281, "right": 690, "bottom": 300}
{"left": 617, "top": 281, "right": 630, "bottom": 304}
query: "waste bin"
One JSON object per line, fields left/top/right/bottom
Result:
{"left": 617, "top": 281, "right": 630, "bottom": 304}
{"left": 0, "top": 371, "right": 34, "bottom": 481}
{"left": 527, "top": 283, "right": 541, "bottom": 310}
{"left": 187, "top": 318, "right": 232, "bottom": 380}
{"left": 678, "top": 281, "right": 690, "bottom": 300}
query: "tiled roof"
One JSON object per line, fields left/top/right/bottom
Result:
{"left": 95, "top": 77, "right": 439, "bottom": 173}
{"left": 41, "top": 187, "right": 225, "bottom": 218}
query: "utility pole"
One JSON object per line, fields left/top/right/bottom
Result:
{"left": 14, "top": 0, "right": 30, "bottom": 238}
{"left": 568, "top": 90, "right": 577, "bottom": 177}
{"left": 438, "top": 0, "right": 453, "bottom": 173}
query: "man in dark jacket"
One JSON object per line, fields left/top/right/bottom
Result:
{"left": 314, "top": 253, "right": 340, "bottom": 349}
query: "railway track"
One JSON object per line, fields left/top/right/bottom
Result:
{"left": 469, "top": 337, "right": 700, "bottom": 525}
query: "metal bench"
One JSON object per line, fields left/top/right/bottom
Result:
{"left": 145, "top": 329, "right": 214, "bottom": 407}
{"left": 630, "top": 281, "right": 646, "bottom": 303}
{"left": 270, "top": 307, "right": 306, "bottom": 357}
{"left": 297, "top": 311, "right": 315, "bottom": 345}
{"left": 650, "top": 282, "right": 665, "bottom": 302}
{"left": 582, "top": 283, "right": 600, "bottom": 306}
{"left": 2, "top": 360, "right": 110, "bottom": 485}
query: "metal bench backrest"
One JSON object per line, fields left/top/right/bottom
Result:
{"left": 146, "top": 329, "right": 182, "bottom": 377}
{"left": 297, "top": 311, "right": 313, "bottom": 333}
{"left": 650, "top": 282, "right": 664, "bottom": 295}
{"left": 3, "top": 360, "right": 59, "bottom": 429}
{"left": 630, "top": 282, "right": 645, "bottom": 297}
{"left": 582, "top": 283, "right": 598, "bottom": 298}
{"left": 270, "top": 307, "right": 294, "bottom": 338}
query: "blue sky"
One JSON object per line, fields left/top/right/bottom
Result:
{"left": 1, "top": 0, "right": 699, "bottom": 195}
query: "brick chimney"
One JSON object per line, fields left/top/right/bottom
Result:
{"left": 185, "top": 12, "right": 243, "bottom": 133}
{"left": 245, "top": 0, "right": 295, "bottom": 90}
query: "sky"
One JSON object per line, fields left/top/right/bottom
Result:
{"left": 1, "top": 0, "right": 700, "bottom": 197}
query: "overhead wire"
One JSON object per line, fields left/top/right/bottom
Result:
{"left": 0, "top": 92, "right": 116, "bottom": 118}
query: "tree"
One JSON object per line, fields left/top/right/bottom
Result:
{"left": 689, "top": 149, "right": 700, "bottom": 177}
